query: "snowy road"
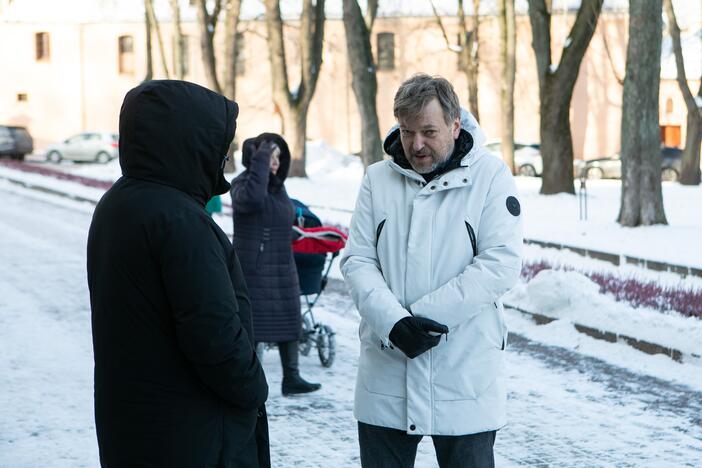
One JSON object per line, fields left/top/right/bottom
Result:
{"left": 1, "top": 181, "right": 701, "bottom": 467}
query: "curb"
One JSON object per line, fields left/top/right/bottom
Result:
{"left": 504, "top": 304, "right": 701, "bottom": 367}
{"left": 524, "top": 238, "right": 702, "bottom": 279}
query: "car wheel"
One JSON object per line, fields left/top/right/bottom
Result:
{"left": 518, "top": 164, "right": 537, "bottom": 177}
{"left": 47, "top": 150, "right": 62, "bottom": 163}
{"left": 95, "top": 151, "right": 111, "bottom": 164}
{"left": 587, "top": 167, "right": 604, "bottom": 180}
{"left": 661, "top": 167, "right": 678, "bottom": 182}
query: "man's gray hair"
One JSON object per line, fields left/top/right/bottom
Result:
{"left": 393, "top": 74, "right": 461, "bottom": 125}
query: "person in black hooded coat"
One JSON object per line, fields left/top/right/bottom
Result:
{"left": 87, "top": 80, "right": 270, "bottom": 468}
{"left": 230, "top": 133, "right": 321, "bottom": 396}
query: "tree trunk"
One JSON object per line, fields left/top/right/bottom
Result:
{"left": 145, "top": 0, "right": 170, "bottom": 78}
{"left": 282, "top": 111, "right": 309, "bottom": 176}
{"left": 143, "top": 5, "right": 153, "bottom": 82}
{"left": 264, "top": 0, "right": 326, "bottom": 178}
{"left": 663, "top": 0, "right": 702, "bottom": 185}
{"left": 342, "top": 0, "right": 383, "bottom": 169}
{"left": 170, "top": 0, "right": 185, "bottom": 79}
{"left": 679, "top": 111, "right": 702, "bottom": 185}
{"left": 527, "top": 0, "right": 603, "bottom": 194}
{"left": 223, "top": 0, "right": 242, "bottom": 101}
{"left": 498, "top": 0, "right": 515, "bottom": 173}
{"left": 195, "top": 0, "right": 222, "bottom": 93}
{"left": 618, "top": 0, "right": 667, "bottom": 226}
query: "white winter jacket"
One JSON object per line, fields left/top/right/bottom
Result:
{"left": 341, "top": 111, "right": 523, "bottom": 436}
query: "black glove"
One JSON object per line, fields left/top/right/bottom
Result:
{"left": 389, "top": 316, "right": 449, "bottom": 359}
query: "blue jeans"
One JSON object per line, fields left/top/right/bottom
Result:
{"left": 358, "top": 422, "right": 496, "bottom": 468}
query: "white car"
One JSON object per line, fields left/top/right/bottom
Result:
{"left": 45, "top": 132, "right": 119, "bottom": 163}
{"left": 485, "top": 140, "right": 543, "bottom": 177}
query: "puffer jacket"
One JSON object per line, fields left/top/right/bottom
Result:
{"left": 230, "top": 133, "right": 301, "bottom": 343}
{"left": 341, "top": 110, "right": 523, "bottom": 436}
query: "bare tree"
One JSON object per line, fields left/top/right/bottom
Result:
{"left": 342, "top": 0, "right": 382, "bottom": 169}
{"left": 145, "top": 0, "right": 170, "bottom": 78}
{"left": 222, "top": 0, "right": 243, "bottom": 101}
{"left": 143, "top": 5, "right": 153, "bottom": 82}
{"left": 618, "top": 0, "right": 667, "bottom": 226}
{"left": 498, "top": 0, "right": 516, "bottom": 173}
{"left": 431, "top": 0, "right": 481, "bottom": 121}
{"left": 264, "top": 0, "right": 326, "bottom": 177}
{"left": 527, "top": 0, "right": 603, "bottom": 194}
{"left": 170, "top": 0, "right": 186, "bottom": 79}
{"left": 663, "top": 0, "right": 702, "bottom": 185}
{"left": 195, "top": 0, "right": 223, "bottom": 93}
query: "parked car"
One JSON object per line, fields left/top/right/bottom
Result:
{"left": 485, "top": 140, "right": 543, "bottom": 176}
{"left": 45, "top": 132, "right": 119, "bottom": 163}
{"left": 574, "top": 147, "right": 683, "bottom": 181}
{"left": 0, "top": 125, "right": 34, "bottom": 161}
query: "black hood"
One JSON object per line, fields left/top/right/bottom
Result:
{"left": 383, "top": 127, "right": 473, "bottom": 177}
{"left": 118, "top": 80, "right": 238, "bottom": 204}
{"left": 241, "top": 132, "right": 291, "bottom": 183}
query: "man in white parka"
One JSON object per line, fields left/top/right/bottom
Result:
{"left": 341, "top": 74, "right": 523, "bottom": 467}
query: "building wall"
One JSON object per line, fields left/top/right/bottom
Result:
{"left": 1, "top": 13, "right": 699, "bottom": 159}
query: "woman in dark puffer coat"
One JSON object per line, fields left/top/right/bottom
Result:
{"left": 230, "top": 132, "right": 321, "bottom": 396}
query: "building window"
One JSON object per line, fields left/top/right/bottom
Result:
{"left": 665, "top": 97, "right": 674, "bottom": 115}
{"left": 35, "top": 32, "right": 50, "bottom": 61}
{"left": 377, "top": 32, "right": 395, "bottom": 71}
{"left": 16, "top": 93, "right": 28, "bottom": 102}
{"left": 660, "top": 125, "right": 681, "bottom": 148}
{"left": 236, "top": 32, "right": 245, "bottom": 76}
{"left": 118, "top": 35, "right": 135, "bottom": 75}
{"left": 173, "top": 35, "right": 190, "bottom": 77}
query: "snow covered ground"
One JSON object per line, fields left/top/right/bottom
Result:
{"left": 2, "top": 141, "right": 702, "bottom": 465}
{"left": 2, "top": 180, "right": 702, "bottom": 467}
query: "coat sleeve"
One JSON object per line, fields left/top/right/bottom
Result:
{"left": 230, "top": 149, "right": 271, "bottom": 213}
{"left": 157, "top": 213, "right": 268, "bottom": 410}
{"left": 410, "top": 164, "right": 523, "bottom": 329}
{"left": 340, "top": 172, "right": 411, "bottom": 345}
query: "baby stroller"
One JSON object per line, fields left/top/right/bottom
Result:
{"left": 291, "top": 199, "right": 347, "bottom": 368}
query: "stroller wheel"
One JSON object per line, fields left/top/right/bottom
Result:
{"left": 299, "top": 313, "right": 314, "bottom": 357}
{"left": 317, "top": 325, "right": 336, "bottom": 368}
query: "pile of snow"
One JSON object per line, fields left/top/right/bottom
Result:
{"left": 505, "top": 269, "right": 702, "bottom": 358}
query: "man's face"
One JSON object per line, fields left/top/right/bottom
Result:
{"left": 398, "top": 98, "right": 460, "bottom": 174}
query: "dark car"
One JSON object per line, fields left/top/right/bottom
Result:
{"left": 575, "top": 146, "right": 683, "bottom": 182}
{"left": 0, "top": 125, "right": 34, "bottom": 161}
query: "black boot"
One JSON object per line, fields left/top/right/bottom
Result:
{"left": 279, "top": 340, "right": 321, "bottom": 396}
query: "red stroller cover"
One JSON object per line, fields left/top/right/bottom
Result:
{"left": 292, "top": 225, "right": 348, "bottom": 254}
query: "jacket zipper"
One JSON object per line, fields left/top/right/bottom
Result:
{"left": 464, "top": 221, "right": 477, "bottom": 257}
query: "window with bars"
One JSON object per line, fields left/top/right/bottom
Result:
{"left": 235, "top": 32, "right": 245, "bottom": 76}
{"left": 35, "top": 32, "right": 50, "bottom": 61}
{"left": 118, "top": 35, "right": 135, "bottom": 75}
{"left": 376, "top": 32, "right": 395, "bottom": 71}
{"left": 172, "top": 35, "right": 191, "bottom": 77}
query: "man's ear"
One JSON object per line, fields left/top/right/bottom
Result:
{"left": 452, "top": 118, "right": 460, "bottom": 139}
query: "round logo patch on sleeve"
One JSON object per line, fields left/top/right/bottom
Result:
{"left": 506, "top": 196, "right": 521, "bottom": 216}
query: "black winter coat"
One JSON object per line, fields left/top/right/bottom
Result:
{"left": 87, "top": 80, "right": 270, "bottom": 468}
{"left": 230, "top": 133, "right": 301, "bottom": 343}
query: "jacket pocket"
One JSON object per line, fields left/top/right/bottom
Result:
{"left": 357, "top": 321, "right": 406, "bottom": 398}
{"left": 432, "top": 306, "right": 504, "bottom": 401}
{"left": 376, "top": 219, "right": 386, "bottom": 246}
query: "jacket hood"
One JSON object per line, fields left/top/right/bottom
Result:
{"left": 383, "top": 108, "right": 486, "bottom": 168}
{"left": 118, "top": 80, "right": 238, "bottom": 204}
{"left": 241, "top": 132, "right": 291, "bottom": 183}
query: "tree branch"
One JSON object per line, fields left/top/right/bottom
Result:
{"left": 365, "top": 0, "right": 378, "bottom": 32}
{"left": 598, "top": 21, "right": 624, "bottom": 86}
{"left": 557, "top": 0, "right": 604, "bottom": 84}
{"left": 663, "top": 0, "right": 699, "bottom": 114}
{"left": 430, "top": 0, "right": 455, "bottom": 52}
{"left": 527, "top": 0, "right": 552, "bottom": 87}
{"left": 264, "top": 0, "right": 292, "bottom": 108}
